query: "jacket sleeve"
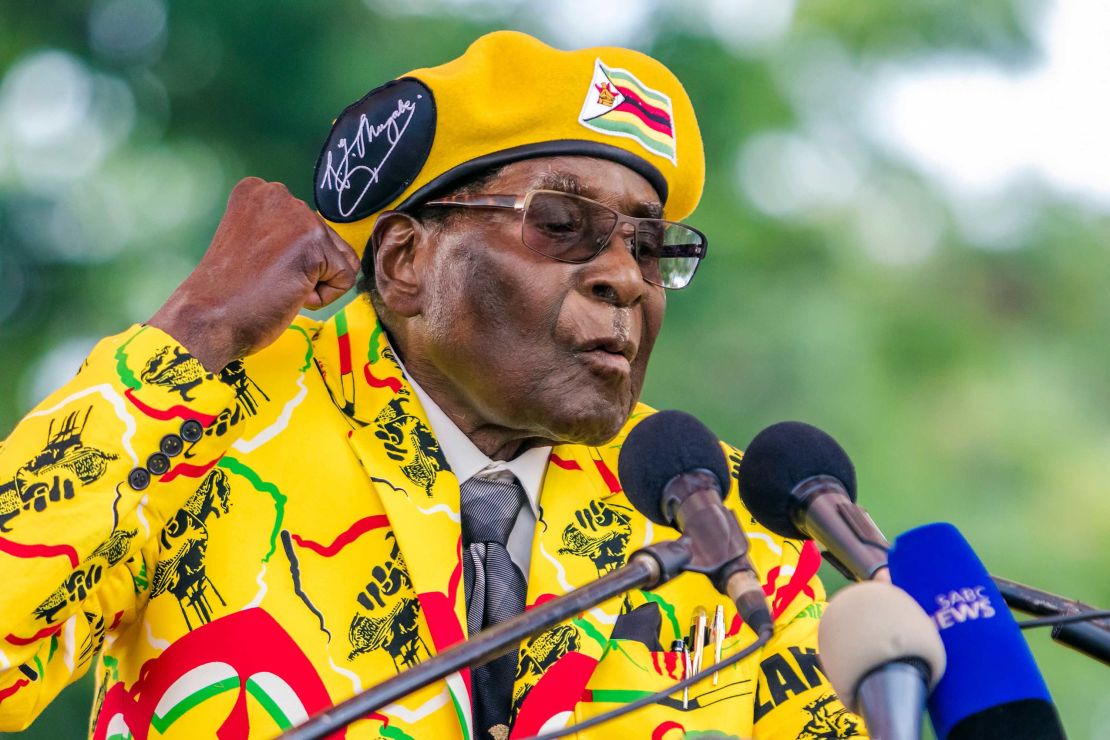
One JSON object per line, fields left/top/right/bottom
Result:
{"left": 751, "top": 537, "right": 869, "bottom": 739}
{"left": 0, "top": 324, "right": 244, "bottom": 730}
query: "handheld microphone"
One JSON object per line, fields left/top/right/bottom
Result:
{"left": 618, "top": 410, "right": 772, "bottom": 636}
{"left": 819, "top": 581, "right": 946, "bottom": 740}
{"left": 888, "top": 523, "right": 1065, "bottom": 740}
{"left": 736, "top": 421, "right": 890, "bottom": 581}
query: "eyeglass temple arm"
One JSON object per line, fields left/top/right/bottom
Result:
{"left": 422, "top": 194, "right": 524, "bottom": 209}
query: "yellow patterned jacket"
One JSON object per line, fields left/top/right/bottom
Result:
{"left": 0, "top": 297, "right": 865, "bottom": 739}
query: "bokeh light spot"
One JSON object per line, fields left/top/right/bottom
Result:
{"left": 89, "top": 0, "right": 168, "bottom": 63}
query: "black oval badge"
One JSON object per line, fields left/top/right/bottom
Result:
{"left": 314, "top": 77, "right": 436, "bottom": 223}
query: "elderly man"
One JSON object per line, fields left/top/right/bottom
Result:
{"left": 0, "top": 32, "right": 863, "bottom": 739}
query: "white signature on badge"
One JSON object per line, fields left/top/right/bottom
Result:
{"left": 318, "top": 96, "right": 419, "bottom": 218}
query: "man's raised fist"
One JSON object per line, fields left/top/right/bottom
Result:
{"left": 149, "top": 177, "right": 361, "bottom": 372}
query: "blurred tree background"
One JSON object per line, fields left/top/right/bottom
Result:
{"left": 2, "top": 0, "right": 1108, "bottom": 737}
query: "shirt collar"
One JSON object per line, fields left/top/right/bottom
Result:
{"left": 404, "top": 370, "right": 549, "bottom": 517}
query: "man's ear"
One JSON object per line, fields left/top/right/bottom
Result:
{"left": 372, "top": 212, "right": 424, "bottom": 318}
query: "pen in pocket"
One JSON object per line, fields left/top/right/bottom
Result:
{"left": 710, "top": 604, "right": 725, "bottom": 685}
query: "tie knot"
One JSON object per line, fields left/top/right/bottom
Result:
{"left": 460, "top": 476, "right": 524, "bottom": 546}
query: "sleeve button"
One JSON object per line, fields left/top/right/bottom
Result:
{"left": 128, "top": 468, "right": 150, "bottom": 491}
{"left": 147, "top": 453, "right": 170, "bottom": 476}
{"left": 160, "top": 434, "right": 184, "bottom": 457}
{"left": 180, "top": 419, "right": 203, "bottom": 443}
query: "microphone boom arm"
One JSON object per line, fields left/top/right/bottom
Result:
{"left": 994, "top": 576, "right": 1110, "bottom": 666}
{"left": 279, "top": 539, "right": 692, "bottom": 740}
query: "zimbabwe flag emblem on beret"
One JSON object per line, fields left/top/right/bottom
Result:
{"left": 578, "top": 58, "right": 677, "bottom": 164}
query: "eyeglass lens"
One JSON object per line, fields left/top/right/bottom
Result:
{"left": 521, "top": 191, "right": 703, "bottom": 289}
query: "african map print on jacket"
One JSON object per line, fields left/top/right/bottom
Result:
{"left": 0, "top": 297, "right": 866, "bottom": 739}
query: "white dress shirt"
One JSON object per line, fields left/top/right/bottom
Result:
{"left": 404, "top": 375, "right": 550, "bottom": 578}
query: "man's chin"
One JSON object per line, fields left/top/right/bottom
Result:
{"left": 541, "top": 397, "right": 634, "bottom": 447}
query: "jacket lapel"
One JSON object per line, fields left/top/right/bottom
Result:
{"left": 511, "top": 436, "right": 655, "bottom": 736}
{"left": 314, "top": 298, "right": 473, "bottom": 731}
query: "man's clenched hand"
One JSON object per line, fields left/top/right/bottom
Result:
{"left": 149, "top": 177, "right": 360, "bottom": 372}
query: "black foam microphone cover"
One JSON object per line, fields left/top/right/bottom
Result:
{"left": 736, "top": 421, "right": 857, "bottom": 540}
{"left": 618, "top": 410, "right": 732, "bottom": 526}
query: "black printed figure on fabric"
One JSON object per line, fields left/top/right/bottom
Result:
{"left": 512, "top": 624, "right": 581, "bottom": 716}
{"left": 140, "top": 346, "right": 210, "bottom": 402}
{"left": 33, "top": 528, "right": 138, "bottom": 623}
{"left": 728, "top": 449, "right": 743, "bottom": 484}
{"left": 0, "top": 407, "right": 117, "bottom": 531}
{"left": 798, "top": 693, "right": 861, "bottom": 739}
{"left": 192, "top": 362, "right": 269, "bottom": 440}
{"left": 558, "top": 500, "right": 633, "bottom": 576}
{"left": 218, "top": 360, "right": 270, "bottom": 418}
{"left": 372, "top": 391, "right": 447, "bottom": 497}
{"left": 347, "top": 531, "right": 429, "bottom": 671}
{"left": 150, "top": 468, "right": 233, "bottom": 630}
{"left": 79, "top": 609, "right": 105, "bottom": 670}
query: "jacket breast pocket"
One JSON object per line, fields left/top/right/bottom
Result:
{"left": 572, "top": 602, "right": 757, "bottom": 738}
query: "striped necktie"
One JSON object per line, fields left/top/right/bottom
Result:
{"left": 460, "top": 475, "right": 527, "bottom": 739}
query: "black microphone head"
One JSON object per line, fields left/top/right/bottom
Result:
{"left": 737, "top": 421, "right": 857, "bottom": 539}
{"left": 617, "top": 410, "right": 731, "bottom": 526}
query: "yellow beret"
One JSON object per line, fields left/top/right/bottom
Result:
{"left": 313, "top": 30, "right": 704, "bottom": 256}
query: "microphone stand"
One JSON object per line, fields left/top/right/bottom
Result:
{"left": 994, "top": 576, "right": 1110, "bottom": 666}
{"left": 280, "top": 540, "right": 692, "bottom": 740}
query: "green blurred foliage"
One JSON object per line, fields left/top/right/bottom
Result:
{"left": 1, "top": 0, "right": 1108, "bottom": 737}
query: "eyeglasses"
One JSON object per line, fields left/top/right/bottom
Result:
{"left": 421, "top": 190, "right": 708, "bottom": 289}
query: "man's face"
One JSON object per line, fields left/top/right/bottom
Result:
{"left": 412, "top": 156, "right": 667, "bottom": 448}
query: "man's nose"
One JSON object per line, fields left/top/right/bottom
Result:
{"left": 580, "top": 227, "right": 645, "bottom": 307}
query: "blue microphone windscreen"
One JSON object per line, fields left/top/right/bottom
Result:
{"left": 889, "top": 523, "right": 1061, "bottom": 740}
